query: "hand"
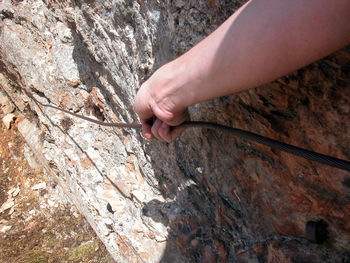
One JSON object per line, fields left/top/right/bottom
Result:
{"left": 135, "top": 0, "right": 350, "bottom": 144}
{"left": 134, "top": 62, "right": 190, "bottom": 142}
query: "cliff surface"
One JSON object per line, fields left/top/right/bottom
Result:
{"left": 0, "top": 1, "right": 349, "bottom": 262}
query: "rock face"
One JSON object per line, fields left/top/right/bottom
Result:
{"left": 0, "top": 0, "right": 349, "bottom": 262}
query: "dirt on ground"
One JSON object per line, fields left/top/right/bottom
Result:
{"left": 0, "top": 106, "right": 114, "bottom": 262}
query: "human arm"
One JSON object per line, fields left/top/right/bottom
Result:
{"left": 134, "top": 0, "right": 350, "bottom": 142}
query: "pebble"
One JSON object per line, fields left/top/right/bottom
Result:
{"left": 0, "top": 198, "right": 15, "bottom": 213}
{"left": 2, "top": 113, "right": 15, "bottom": 129}
{"left": 47, "top": 199, "right": 56, "bottom": 207}
{"left": 0, "top": 225, "right": 12, "bottom": 233}
{"left": 32, "top": 182, "right": 47, "bottom": 190}
{"left": 29, "top": 209, "right": 36, "bottom": 215}
{"left": 7, "top": 187, "right": 20, "bottom": 197}
{"left": 13, "top": 188, "right": 20, "bottom": 197}
{"left": 8, "top": 206, "right": 15, "bottom": 215}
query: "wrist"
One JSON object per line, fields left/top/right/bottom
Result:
{"left": 165, "top": 53, "right": 208, "bottom": 108}
{"left": 170, "top": 39, "right": 221, "bottom": 107}
{"left": 149, "top": 59, "right": 196, "bottom": 113}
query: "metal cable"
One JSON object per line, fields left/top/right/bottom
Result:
{"left": 25, "top": 89, "right": 350, "bottom": 172}
{"left": 177, "top": 121, "right": 350, "bottom": 172}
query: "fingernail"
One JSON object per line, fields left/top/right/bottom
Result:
{"left": 143, "top": 132, "right": 153, "bottom": 139}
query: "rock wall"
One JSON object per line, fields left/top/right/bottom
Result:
{"left": 1, "top": 0, "right": 349, "bottom": 262}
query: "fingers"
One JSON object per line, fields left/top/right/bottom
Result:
{"left": 133, "top": 69, "right": 189, "bottom": 142}
{"left": 152, "top": 119, "right": 187, "bottom": 142}
{"left": 135, "top": 91, "right": 189, "bottom": 142}
{"left": 141, "top": 123, "right": 153, "bottom": 139}
{"left": 151, "top": 118, "right": 172, "bottom": 143}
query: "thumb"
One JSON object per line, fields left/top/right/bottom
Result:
{"left": 151, "top": 103, "right": 187, "bottom": 126}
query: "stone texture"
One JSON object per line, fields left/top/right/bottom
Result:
{"left": 2, "top": 113, "right": 15, "bottom": 129}
{"left": 0, "top": 0, "right": 349, "bottom": 262}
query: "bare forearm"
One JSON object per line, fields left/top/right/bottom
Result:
{"left": 175, "top": 0, "right": 350, "bottom": 107}
{"left": 134, "top": 0, "right": 350, "bottom": 142}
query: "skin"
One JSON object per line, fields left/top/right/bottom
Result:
{"left": 134, "top": 0, "right": 350, "bottom": 143}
